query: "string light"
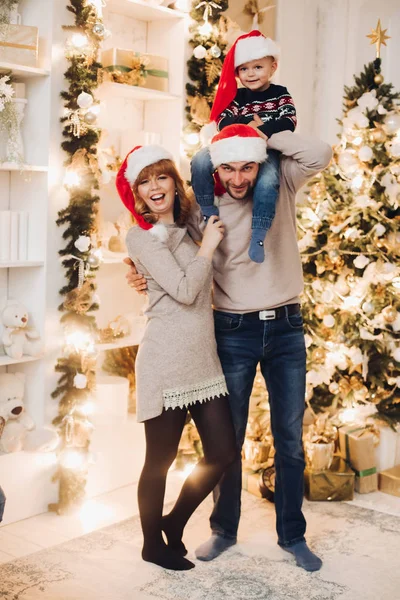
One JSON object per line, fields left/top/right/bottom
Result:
{"left": 198, "top": 19, "right": 213, "bottom": 36}
{"left": 70, "top": 33, "right": 89, "bottom": 50}
{"left": 60, "top": 449, "right": 85, "bottom": 470}
{"left": 63, "top": 169, "right": 81, "bottom": 188}
{"left": 65, "top": 330, "right": 96, "bottom": 354}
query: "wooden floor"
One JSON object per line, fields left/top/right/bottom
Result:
{"left": 0, "top": 473, "right": 399, "bottom": 564}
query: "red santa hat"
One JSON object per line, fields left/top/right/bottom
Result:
{"left": 209, "top": 30, "right": 280, "bottom": 124}
{"left": 209, "top": 123, "right": 267, "bottom": 170}
{"left": 116, "top": 145, "right": 173, "bottom": 238}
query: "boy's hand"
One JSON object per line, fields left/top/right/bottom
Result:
{"left": 123, "top": 257, "right": 148, "bottom": 295}
{"left": 247, "top": 115, "right": 268, "bottom": 140}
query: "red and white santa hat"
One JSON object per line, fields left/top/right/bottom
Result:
{"left": 209, "top": 123, "right": 267, "bottom": 170}
{"left": 116, "top": 145, "right": 173, "bottom": 238}
{"left": 209, "top": 30, "right": 280, "bottom": 125}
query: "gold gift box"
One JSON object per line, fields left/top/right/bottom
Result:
{"left": 242, "top": 469, "right": 262, "bottom": 498}
{"left": 379, "top": 465, "right": 400, "bottom": 498}
{"left": 305, "top": 456, "right": 355, "bottom": 501}
{"left": 338, "top": 425, "right": 378, "bottom": 494}
{"left": 0, "top": 24, "right": 38, "bottom": 68}
{"left": 101, "top": 48, "right": 134, "bottom": 72}
{"left": 139, "top": 53, "right": 169, "bottom": 93}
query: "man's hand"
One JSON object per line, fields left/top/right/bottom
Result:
{"left": 123, "top": 257, "right": 148, "bottom": 295}
{"left": 246, "top": 115, "right": 268, "bottom": 140}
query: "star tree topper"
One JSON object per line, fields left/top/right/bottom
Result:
{"left": 366, "top": 19, "right": 390, "bottom": 58}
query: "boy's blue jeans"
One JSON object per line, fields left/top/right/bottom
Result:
{"left": 0, "top": 485, "right": 6, "bottom": 522}
{"left": 210, "top": 307, "right": 307, "bottom": 547}
{"left": 190, "top": 146, "right": 280, "bottom": 231}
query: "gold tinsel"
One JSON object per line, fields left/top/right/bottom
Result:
{"left": 190, "top": 96, "right": 211, "bottom": 126}
{"left": 63, "top": 281, "right": 94, "bottom": 314}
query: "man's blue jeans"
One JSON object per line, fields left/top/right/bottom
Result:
{"left": 210, "top": 306, "right": 307, "bottom": 547}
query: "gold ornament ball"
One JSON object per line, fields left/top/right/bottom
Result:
{"left": 374, "top": 73, "right": 384, "bottom": 85}
{"left": 382, "top": 306, "right": 397, "bottom": 323}
{"left": 312, "top": 347, "right": 326, "bottom": 363}
{"left": 370, "top": 128, "right": 386, "bottom": 143}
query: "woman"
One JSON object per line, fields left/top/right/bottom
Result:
{"left": 116, "top": 145, "right": 236, "bottom": 571}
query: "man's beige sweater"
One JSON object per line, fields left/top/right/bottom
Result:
{"left": 188, "top": 131, "right": 332, "bottom": 313}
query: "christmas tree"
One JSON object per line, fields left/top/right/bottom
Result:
{"left": 298, "top": 22, "right": 400, "bottom": 424}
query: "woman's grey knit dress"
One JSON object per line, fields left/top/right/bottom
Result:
{"left": 125, "top": 224, "right": 228, "bottom": 423}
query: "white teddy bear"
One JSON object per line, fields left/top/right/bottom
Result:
{"left": 1, "top": 301, "right": 43, "bottom": 360}
{"left": 0, "top": 372, "right": 58, "bottom": 454}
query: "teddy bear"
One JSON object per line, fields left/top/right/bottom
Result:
{"left": 0, "top": 372, "right": 58, "bottom": 454}
{"left": 1, "top": 300, "right": 43, "bottom": 360}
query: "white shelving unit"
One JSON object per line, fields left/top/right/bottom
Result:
{"left": 0, "top": 0, "right": 57, "bottom": 526}
{"left": 108, "top": 0, "right": 185, "bottom": 21}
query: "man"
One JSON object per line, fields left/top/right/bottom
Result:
{"left": 126, "top": 121, "right": 332, "bottom": 572}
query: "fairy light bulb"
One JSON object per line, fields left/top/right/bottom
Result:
{"left": 63, "top": 170, "right": 81, "bottom": 188}
{"left": 70, "top": 33, "right": 89, "bottom": 49}
{"left": 184, "top": 132, "right": 200, "bottom": 146}
{"left": 198, "top": 20, "right": 213, "bottom": 37}
{"left": 60, "top": 450, "right": 85, "bottom": 470}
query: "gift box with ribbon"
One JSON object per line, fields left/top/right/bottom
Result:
{"left": 0, "top": 24, "right": 38, "bottom": 67}
{"left": 101, "top": 48, "right": 169, "bottom": 92}
{"left": 338, "top": 424, "right": 378, "bottom": 494}
{"left": 304, "top": 456, "right": 355, "bottom": 501}
{"left": 379, "top": 465, "right": 400, "bottom": 498}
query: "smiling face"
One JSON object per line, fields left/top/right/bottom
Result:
{"left": 216, "top": 162, "right": 259, "bottom": 200}
{"left": 237, "top": 56, "right": 277, "bottom": 92}
{"left": 136, "top": 172, "right": 176, "bottom": 224}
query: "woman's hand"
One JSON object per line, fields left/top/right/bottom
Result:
{"left": 200, "top": 215, "right": 225, "bottom": 255}
{"left": 123, "top": 257, "right": 148, "bottom": 295}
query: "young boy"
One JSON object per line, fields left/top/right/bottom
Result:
{"left": 191, "top": 30, "right": 297, "bottom": 263}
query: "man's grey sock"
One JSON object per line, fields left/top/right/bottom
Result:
{"left": 195, "top": 534, "right": 236, "bottom": 561}
{"left": 282, "top": 541, "right": 322, "bottom": 572}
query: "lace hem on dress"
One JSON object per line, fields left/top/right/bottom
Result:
{"left": 163, "top": 375, "right": 228, "bottom": 410}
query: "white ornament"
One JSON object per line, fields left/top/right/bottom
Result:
{"left": 384, "top": 113, "right": 400, "bottom": 134}
{"left": 374, "top": 223, "right": 386, "bottom": 237}
{"left": 193, "top": 45, "right": 207, "bottom": 59}
{"left": 74, "top": 373, "right": 87, "bottom": 389}
{"left": 357, "top": 90, "right": 378, "bottom": 111}
{"left": 353, "top": 255, "right": 370, "bottom": 269}
{"left": 304, "top": 334, "right": 313, "bottom": 348}
{"left": 74, "top": 235, "right": 91, "bottom": 252}
{"left": 392, "top": 347, "right": 400, "bottom": 363}
{"left": 323, "top": 315, "right": 335, "bottom": 328}
{"left": 77, "top": 92, "right": 93, "bottom": 109}
{"left": 338, "top": 150, "right": 358, "bottom": 174}
{"left": 347, "top": 107, "right": 369, "bottom": 128}
{"left": 389, "top": 142, "right": 400, "bottom": 158}
{"left": 358, "top": 145, "right": 373, "bottom": 162}
{"left": 377, "top": 105, "right": 387, "bottom": 115}
{"left": 322, "top": 289, "right": 335, "bottom": 303}
{"left": 362, "top": 301, "right": 374, "bottom": 315}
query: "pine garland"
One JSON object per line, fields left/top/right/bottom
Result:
{"left": 184, "top": 0, "right": 229, "bottom": 156}
{"left": 50, "top": 0, "right": 104, "bottom": 514}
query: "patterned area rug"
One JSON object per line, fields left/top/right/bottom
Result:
{"left": 0, "top": 493, "right": 399, "bottom": 600}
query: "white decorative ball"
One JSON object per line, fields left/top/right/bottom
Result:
{"left": 392, "top": 347, "right": 400, "bottom": 363}
{"left": 338, "top": 150, "right": 359, "bottom": 174}
{"left": 353, "top": 255, "right": 370, "bottom": 269}
{"left": 389, "top": 142, "right": 400, "bottom": 158}
{"left": 74, "top": 235, "right": 91, "bottom": 252}
{"left": 323, "top": 315, "right": 335, "bottom": 328}
{"left": 358, "top": 145, "right": 373, "bottom": 162}
{"left": 357, "top": 91, "right": 378, "bottom": 111}
{"left": 384, "top": 113, "right": 400, "bottom": 134}
{"left": 77, "top": 92, "right": 93, "bottom": 109}
{"left": 84, "top": 111, "right": 97, "bottom": 125}
{"left": 362, "top": 301, "right": 374, "bottom": 315}
{"left": 322, "top": 289, "right": 335, "bottom": 303}
{"left": 374, "top": 223, "right": 386, "bottom": 237}
{"left": 74, "top": 373, "right": 88, "bottom": 389}
{"left": 210, "top": 44, "right": 221, "bottom": 58}
{"left": 193, "top": 45, "right": 207, "bottom": 59}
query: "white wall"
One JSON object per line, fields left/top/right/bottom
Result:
{"left": 275, "top": 0, "right": 400, "bottom": 144}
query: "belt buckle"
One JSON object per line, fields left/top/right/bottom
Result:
{"left": 259, "top": 310, "right": 276, "bottom": 321}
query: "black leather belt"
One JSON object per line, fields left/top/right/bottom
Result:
{"left": 242, "top": 303, "right": 301, "bottom": 321}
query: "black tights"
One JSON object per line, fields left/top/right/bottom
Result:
{"left": 138, "top": 395, "right": 236, "bottom": 561}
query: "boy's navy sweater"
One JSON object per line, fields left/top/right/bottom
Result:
{"left": 217, "top": 84, "right": 297, "bottom": 138}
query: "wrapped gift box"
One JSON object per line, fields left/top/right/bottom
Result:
{"left": 304, "top": 456, "right": 355, "bottom": 501}
{"left": 338, "top": 425, "right": 378, "bottom": 494}
{"left": 379, "top": 465, "right": 400, "bottom": 498}
{"left": 242, "top": 469, "right": 262, "bottom": 498}
{"left": 0, "top": 24, "right": 38, "bottom": 67}
{"left": 139, "top": 53, "right": 169, "bottom": 92}
{"left": 374, "top": 423, "right": 400, "bottom": 473}
{"left": 101, "top": 48, "right": 168, "bottom": 92}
